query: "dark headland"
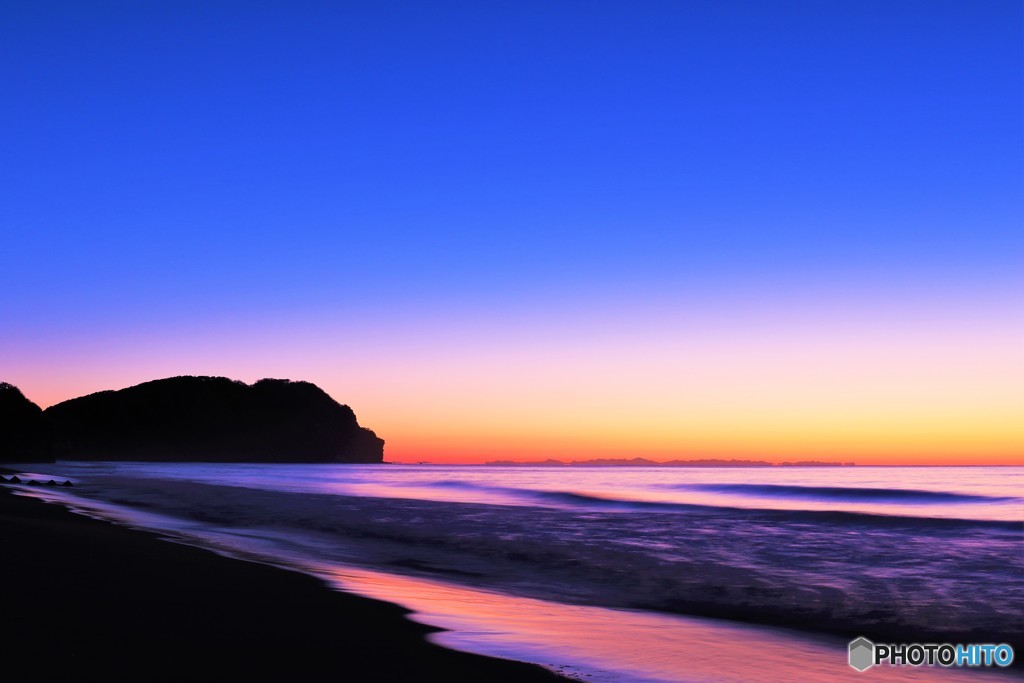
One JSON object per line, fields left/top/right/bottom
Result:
{"left": 1, "top": 376, "right": 384, "bottom": 463}
{"left": 0, "top": 381, "right": 54, "bottom": 462}
{"left": 0, "top": 380, "right": 565, "bottom": 678}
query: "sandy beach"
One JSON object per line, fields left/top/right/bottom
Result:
{"left": 0, "top": 483, "right": 564, "bottom": 681}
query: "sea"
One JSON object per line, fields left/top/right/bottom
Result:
{"left": 16, "top": 463, "right": 1024, "bottom": 682}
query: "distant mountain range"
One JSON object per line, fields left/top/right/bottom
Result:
{"left": 0, "top": 376, "right": 384, "bottom": 464}
{"left": 483, "top": 458, "right": 856, "bottom": 467}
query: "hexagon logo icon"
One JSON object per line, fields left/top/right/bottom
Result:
{"left": 849, "top": 637, "right": 875, "bottom": 671}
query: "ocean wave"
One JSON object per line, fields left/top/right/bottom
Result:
{"left": 428, "top": 479, "right": 713, "bottom": 511}
{"left": 666, "top": 483, "right": 1018, "bottom": 503}
{"left": 422, "top": 480, "right": 1023, "bottom": 529}
{"left": 38, "top": 476, "right": 1024, "bottom": 649}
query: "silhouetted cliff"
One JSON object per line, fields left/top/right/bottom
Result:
{"left": 43, "top": 376, "right": 384, "bottom": 463}
{"left": 0, "top": 382, "right": 55, "bottom": 462}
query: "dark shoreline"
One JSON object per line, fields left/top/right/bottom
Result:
{"left": 0, "top": 486, "right": 565, "bottom": 680}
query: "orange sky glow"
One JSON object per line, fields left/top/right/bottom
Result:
{"left": 9, "top": 289, "right": 1022, "bottom": 467}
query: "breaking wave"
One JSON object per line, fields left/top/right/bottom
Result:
{"left": 665, "top": 483, "right": 1019, "bottom": 503}
{"left": 423, "top": 480, "right": 1022, "bottom": 529}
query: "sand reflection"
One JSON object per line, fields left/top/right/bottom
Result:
{"left": 321, "top": 565, "right": 1001, "bottom": 683}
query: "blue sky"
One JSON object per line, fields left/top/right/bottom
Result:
{"left": 1, "top": 2, "right": 1021, "bottom": 462}
{"left": 4, "top": 2, "right": 1020, "bottom": 318}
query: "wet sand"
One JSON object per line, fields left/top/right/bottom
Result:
{"left": 0, "top": 486, "right": 564, "bottom": 680}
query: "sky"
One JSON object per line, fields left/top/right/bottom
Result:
{"left": 1, "top": 1, "right": 1021, "bottom": 465}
